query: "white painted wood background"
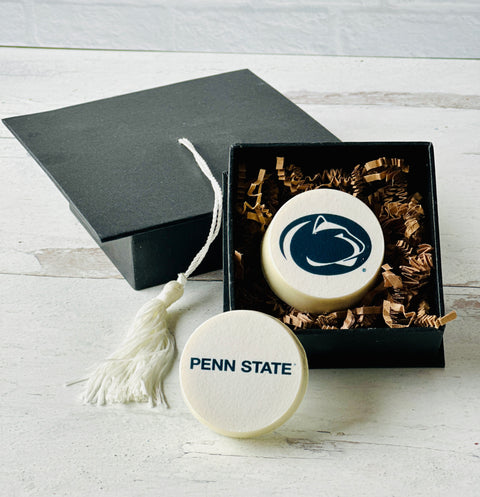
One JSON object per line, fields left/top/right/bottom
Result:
{"left": 1, "top": 48, "right": 479, "bottom": 496}
{"left": 2, "top": 0, "right": 480, "bottom": 58}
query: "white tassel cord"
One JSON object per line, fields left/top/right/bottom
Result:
{"left": 82, "top": 138, "right": 223, "bottom": 407}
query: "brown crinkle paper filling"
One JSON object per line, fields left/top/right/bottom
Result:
{"left": 233, "top": 156, "right": 456, "bottom": 330}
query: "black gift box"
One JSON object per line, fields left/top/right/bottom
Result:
{"left": 3, "top": 70, "right": 339, "bottom": 289}
{"left": 224, "top": 142, "right": 447, "bottom": 367}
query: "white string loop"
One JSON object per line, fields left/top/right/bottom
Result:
{"left": 178, "top": 138, "right": 223, "bottom": 279}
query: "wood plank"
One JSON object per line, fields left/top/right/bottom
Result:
{"left": 1, "top": 105, "right": 478, "bottom": 286}
{"left": 1, "top": 47, "right": 479, "bottom": 495}
{"left": 0, "top": 273, "right": 478, "bottom": 496}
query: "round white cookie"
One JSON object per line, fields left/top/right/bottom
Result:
{"left": 262, "top": 189, "right": 384, "bottom": 313}
{"left": 179, "top": 310, "right": 308, "bottom": 438}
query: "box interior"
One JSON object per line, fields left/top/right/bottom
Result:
{"left": 224, "top": 142, "right": 446, "bottom": 368}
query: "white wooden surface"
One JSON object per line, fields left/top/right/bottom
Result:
{"left": 1, "top": 48, "right": 479, "bottom": 497}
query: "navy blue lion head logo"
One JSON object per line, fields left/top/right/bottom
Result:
{"left": 279, "top": 214, "right": 372, "bottom": 276}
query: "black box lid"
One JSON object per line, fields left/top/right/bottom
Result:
{"left": 3, "top": 69, "right": 339, "bottom": 244}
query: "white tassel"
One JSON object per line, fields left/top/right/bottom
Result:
{"left": 82, "top": 138, "right": 222, "bottom": 407}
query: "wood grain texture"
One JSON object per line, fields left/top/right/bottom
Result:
{"left": 1, "top": 47, "right": 479, "bottom": 496}
{"left": 1, "top": 275, "right": 478, "bottom": 497}
{"left": 285, "top": 91, "right": 480, "bottom": 110}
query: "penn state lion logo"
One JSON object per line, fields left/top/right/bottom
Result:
{"left": 279, "top": 214, "right": 372, "bottom": 276}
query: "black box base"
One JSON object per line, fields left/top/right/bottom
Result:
{"left": 296, "top": 329, "right": 445, "bottom": 368}
{"left": 224, "top": 142, "right": 447, "bottom": 368}
{"left": 71, "top": 204, "right": 221, "bottom": 289}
